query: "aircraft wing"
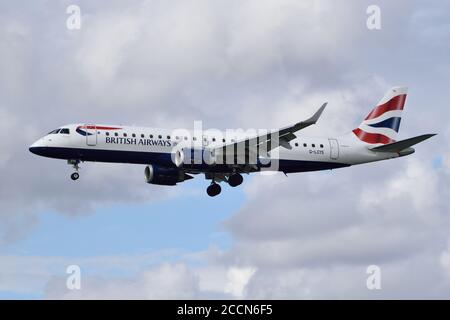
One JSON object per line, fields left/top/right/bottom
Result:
{"left": 211, "top": 102, "right": 327, "bottom": 163}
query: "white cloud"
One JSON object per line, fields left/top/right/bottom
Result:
{"left": 224, "top": 267, "right": 257, "bottom": 298}
{"left": 45, "top": 263, "right": 200, "bottom": 299}
{"left": 0, "top": 251, "right": 257, "bottom": 299}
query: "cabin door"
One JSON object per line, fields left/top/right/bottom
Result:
{"left": 85, "top": 124, "right": 97, "bottom": 146}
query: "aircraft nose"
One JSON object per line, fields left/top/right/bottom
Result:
{"left": 29, "top": 139, "right": 45, "bottom": 155}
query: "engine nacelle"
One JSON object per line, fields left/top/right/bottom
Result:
{"left": 144, "top": 165, "right": 191, "bottom": 186}
{"left": 172, "top": 148, "right": 217, "bottom": 167}
{"left": 172, "top": 149, "right": 185, "bottom": 167}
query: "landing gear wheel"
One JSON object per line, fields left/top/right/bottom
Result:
{"left": 207, "top": 183, "right": 221, "bottom": 197}
{"left": 68, "top": 160, "right": 81, "bottom": 181}
{"left": 228, "top": 173, "right": 243, "bottom": 187}
{"left": 71, "top": 172, "right": 80, "bottom": 181}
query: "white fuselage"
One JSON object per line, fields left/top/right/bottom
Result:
{"left": 29, "top": 123, "right": 400, "bottom": 174}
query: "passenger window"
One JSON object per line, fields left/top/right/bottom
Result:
{"left": 312, "top": 144, "right": 315, "bottom": 148}
{"left": 167, "top": 135, "right": 171, "bottom": 139}
{"left": 141, "top": 134, "right": 144, "bottom": 138}
{"left": 114, "top": 132, "right": 118, "bottom": 137}
{"left": 150, "top": 134, "right": 153, "bottom": 138}
{"left": 295, "top": 143, "right": 298, "bottom": 147}
{"left": 106, "top": 132, "right": 110, "bottom": 136}
{"left": 184, "top": 136, "right": 188, "bottom": 141}
{"left": 222, "top": 139, "right": 226, "bottom": 143}
{"left": 303, "top": 143, "right": 307, "bottom": 147}
{"left": 158, "top": 135, "right": 162, "bottom": 139}
{"left": 212, "top": 138, "right": 216, "bottom": 142}
{"left": 123, "top": 133, "right": 127, "bottom": 137}
{"left": 132, "top": 133, "right": 136, "bottom": 138}
{"left": 320, "top": 144, "right": 324, "bottom": 148}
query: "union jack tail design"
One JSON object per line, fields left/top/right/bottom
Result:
{"left": 353, "top": 87, "right": 407, "bottom": 144}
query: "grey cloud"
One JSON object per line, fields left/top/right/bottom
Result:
{"left": 0, "top": 0, "right": 450, "bottom": 298}
{"left": 0, "top": 0, "right": 374, "bottom": 242}
{"left": 224, "top": 156, "right": 447, "bottom": 264}
{"left": 244, "top": 251, "right": 450, "bottom": 299}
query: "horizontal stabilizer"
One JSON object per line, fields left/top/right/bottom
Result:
{"left": 370, "top": 134, "right": 436, "bottom": 153}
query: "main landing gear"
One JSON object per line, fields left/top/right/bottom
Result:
{"left": 228, "top": 173, "right": 243, "bottom": 187}
{"left": 205, "top": 173, "right": 244, "bottom": 197}
{"left": 68, "top": 159, "right": 81, "bottom": 181}
{"left": 207, "top": 183, "right": 221, "bottom": 197}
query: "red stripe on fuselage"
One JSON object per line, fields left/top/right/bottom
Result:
{"left": 78, "top": 126, "right": 122, "bottom": 130}
{"left": 365, "top": 94, "right": 407, "bottom": 120}
{"left": 352, "top": 128, "right": 395, "bottom": 144}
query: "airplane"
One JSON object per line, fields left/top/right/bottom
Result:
{"left": 29, "top": 87, "right": 435, "bottom": 197}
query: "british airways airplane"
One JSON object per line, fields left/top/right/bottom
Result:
{"left": 29, "top": 87, "right": 435, "bottom": 197}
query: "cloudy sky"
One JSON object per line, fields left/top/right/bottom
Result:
{"left": 1, "top": 0, "right": 450, "bottom": 299}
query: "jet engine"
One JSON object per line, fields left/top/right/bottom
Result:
{"left": 144, "top": 164, "right": 192, "bottom": 186}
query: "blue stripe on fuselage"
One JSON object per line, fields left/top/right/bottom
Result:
{"left": 29, "top": 147, "right": 350, "bottom": 173}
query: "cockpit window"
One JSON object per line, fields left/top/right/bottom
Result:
{"left": 48, "top": 128, "right": 70, "bottom": 134}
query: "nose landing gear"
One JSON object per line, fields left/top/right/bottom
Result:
{"left": 71, "top": 172, "right": 80, "bottom": 181}
{"left": 68, "top": 159, "right": 81, "bottom": 181}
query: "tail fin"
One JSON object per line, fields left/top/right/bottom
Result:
{"left": 353, "top": 86, "right": 408, "bottom": 144}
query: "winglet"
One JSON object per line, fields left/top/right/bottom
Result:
{"left": 258, "top": 102, "right": 328, "bottom": 150}
{"left": 307, "top": 102, "right": 327, "bottom": 125}
{"left": 291, "top": 102, "right": 327, "bottom": 132}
